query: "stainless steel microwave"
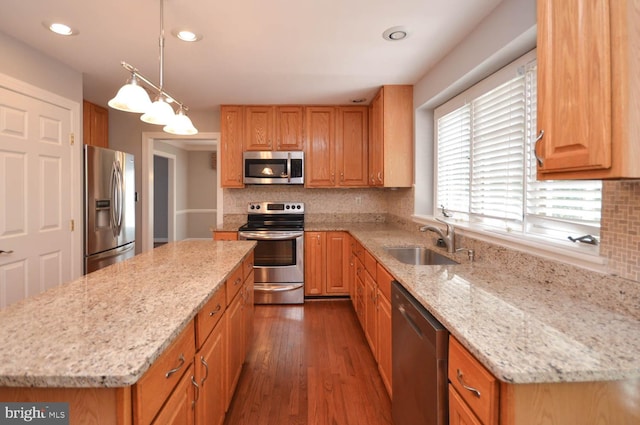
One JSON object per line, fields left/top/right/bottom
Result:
{"left": 243, "top": 151, "right": 304, "bottom": 185}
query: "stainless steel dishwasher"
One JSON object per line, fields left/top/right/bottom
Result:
{"left": 392, "top": 281, "right": 448, "bottom": 425}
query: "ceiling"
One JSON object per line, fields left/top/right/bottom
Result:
{"left": 0, "top": 0, "right": 503, "bottom": 111}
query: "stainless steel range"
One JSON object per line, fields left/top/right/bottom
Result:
{"left": 238, "top": 202, "right": 304, "bottom": 304}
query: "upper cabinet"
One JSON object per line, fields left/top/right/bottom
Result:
{"left": 536, "top": 0, "right": 640, "bottom": 179}
{"left": 83, "top": 100, "right": 108, "bottom": 148}
{"left": 220, "top": 106, "right": 244, "bottom": 188}
{"left": 305, "top": 106, "right": 368, "bottom": 188}
{"left": 244, "top": 106, "right": 304, "bottom": 151}
{"left": 368, "top": 85, "right": 413, "bottom": 187}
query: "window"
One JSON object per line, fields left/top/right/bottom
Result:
{"left": 434, "top": 50, "right": 601, "bottom": 248}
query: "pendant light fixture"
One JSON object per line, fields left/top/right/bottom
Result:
{"left": 108, "top": 0, "right": 198, "bottom": 135}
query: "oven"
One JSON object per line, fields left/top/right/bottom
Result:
{"left": 238, "top": 202, "right": 305, "bottom": 304}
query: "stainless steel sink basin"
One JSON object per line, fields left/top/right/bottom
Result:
{"left": 383, "top": 246, "right": 458, "bottom": 265}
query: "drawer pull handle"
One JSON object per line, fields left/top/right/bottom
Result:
{"left": 165, "top": 354, "right": 185, "bottom": 378}
{"left": 234, "top": 277, "right": 242, "bottom": 286}
{"left": 200, "top": 355, "right": 209, "bottom": 386}
{"left": 534, "top": 130, "right": 545, "bottom": 167}
{"left": 191, "top": 375, "right": 200, "bottom": 405}
{"left": 209, "top": 304, "right": 222, "bottom": 317}
{"left": 457, "top": 369, "right": 481, "bottom": 398}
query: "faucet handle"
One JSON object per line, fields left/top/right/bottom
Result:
{"left": 435, "top": 217, "right": 454, "bottom": 235}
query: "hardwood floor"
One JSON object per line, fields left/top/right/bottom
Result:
{"left": 224, "top": 300, "right": 393, "bottom": 425}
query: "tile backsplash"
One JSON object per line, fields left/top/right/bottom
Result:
{"left": 224, "top": 180, "right": 640, "bottom": 283}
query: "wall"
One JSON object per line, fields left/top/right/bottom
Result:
{"left": 186, "top": 150, "right": 217, "bottom": 238}
{"left": 153, "top": 155, "right": 169, "bottom": 241}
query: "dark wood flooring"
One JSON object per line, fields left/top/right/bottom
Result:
{"left": 224, "top": 300, "right": 393, "bottom": 425}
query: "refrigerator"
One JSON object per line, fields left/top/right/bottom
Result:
{"left": 84, "top": 145, "right": 136, "bottom": 274}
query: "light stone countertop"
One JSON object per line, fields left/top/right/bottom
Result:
{"left": 307, "top": 223, "right": 640, "bottom": 384}
{"left": 0, "top": 240, "right": 255, "bottom": 388}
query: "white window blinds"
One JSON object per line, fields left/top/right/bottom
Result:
{"left": 434, "top": 50, "right": 601, "bottom": 246}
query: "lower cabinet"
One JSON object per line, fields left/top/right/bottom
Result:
{"left": 195, "top": 319, "right": 226, "bottom": 425}
{"left": 304, "top": 231, "right": 350, "bottom": 296}
{"left": 152, "top": 364, "right": 195, "bottom": 425}
{"left": 225, "top": 274, "right": 246, "bottom": 410}
{"left": 376, "top": 263, "right": 393, "bottom": 398}
{"left": 213, "top": 231, "right": 238, "bottom": 241}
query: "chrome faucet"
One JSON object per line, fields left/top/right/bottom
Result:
{"left": 420, "top": 218, "right": 455, "bottom": 253}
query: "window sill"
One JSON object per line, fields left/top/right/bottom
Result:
{"left": 411, "top": 214, "right": 608, "bottom": 273}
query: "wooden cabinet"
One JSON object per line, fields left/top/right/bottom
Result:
{"left": 304, "top": 231, "right": 349, "bottom": 296}
{"left": 449, "top": 337, "right": 499, "bottom": 425}
{"left": 213, "top": 231, "right": 238, "bottom": 241}
{"left": 376, "top": 263, "right": 393, "bottom": 397}
{"left": 244, "top": 106, "right": 274, "bottom": 151}
{"left": 449, "top": 385, "right": 483, "bottom": 425}
{"left": 363, "top": 265, "right": 377, "bottom": 358}
{"left": 151, "top": 364, "right": 195, "bottom": 425}
{"left": 220, "top": 106, "right": 244, "bottom": 188}
{"left": 244, "top": 106, "right": 305, "bottom": 151}
{"left": 225, "top": 286, "right": 244, "bottom": 410}
{"left": 305, "top": 106, "right": 368, "bottom": 187}
{"left": 83, "top": 100, "right": 108, "bottom": 147}
{"left": 134, "top": 323, "right": 196, "bottom": 425}
{"left": 368, "top": 85, "right": 413, "bottom": 187}
{"left": 536, "top": 0, "right": 640, "bottom": 179}
{"left": 195, "top": 315, "right": 226, "bottom": 425}
{"left": 242, "top": 270, "right": 255, "bottom": 361}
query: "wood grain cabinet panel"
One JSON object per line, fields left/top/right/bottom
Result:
{"left": 305, "top": 107, "right": 336, "bottom": 187}
{"left": 151, "top": 364, "right": 195, "bottom": 425}
{"left": 275, "top": 106, "right": 305, "bottom": 150}
{"left": 335, "top": 106, "right": 368, "bottom": 187}
{"left": 220, "top": 106, "right": 244, "bottom": 188}
{"left": 195, "top": 316, "right": 226, "bottom": 425}
{"left": 536, "top": 0, "right": 640, "bottom": 179}
{"left": 304, "top": 231, "right": 349, "bottom": 296}
{"left": 83, "top": 100, "right": 108, "bottom": 148}
{"left": 244, "top": 106, "right": 274, "bottom": 151}
{"left": 368, "top": 85, "right": 413, "bottom": 187}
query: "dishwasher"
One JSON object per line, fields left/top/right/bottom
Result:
{"left": 391, "top": 281, "right": 448, "bottom": 425}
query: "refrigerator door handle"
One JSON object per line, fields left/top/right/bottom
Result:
{"left": 115, "top": 161, "right": 124, "bottom": 236}
{"left": 110, "top": 161, "right": 124, "bottom": 238}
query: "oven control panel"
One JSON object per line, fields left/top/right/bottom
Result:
{"left": 247, "top": 202, "right": 304, "bottom": 214}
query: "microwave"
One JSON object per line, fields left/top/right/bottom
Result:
{"left": 243, "top": 151, "right": 304, "bottom": 185}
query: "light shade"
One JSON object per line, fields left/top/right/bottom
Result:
{"left": 164, "top": 109, "right": 198, "bottom": 135}
{"left": 141, "top": 96, "right": 175, "bottom": 125}
{"left": 108, "top": 75, "right": 152, "bottom": 113}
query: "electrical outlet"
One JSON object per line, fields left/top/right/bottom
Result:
{"left": 355, "top": 196, "right": 362, "bottom": 205}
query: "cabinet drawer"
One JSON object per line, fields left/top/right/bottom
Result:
{"left": 243, "top": 251, "right": 254, "bottom": 282}
{"left": 449, "top": 384, "right": 482, "bottom": 425}
{"left": 448, "top": 337, "right": 499, "bottom": 425}
{"left": 213, "top": 231, "right": 238, "bottom": 241}
{"left": 364, "top": 250, "right": 377, "bottom": 279}
{"left": 196, "top": 286, "right": 227, "bottom": 348}
{"left": 225, "top": 265, "right": 244, "bottom": 305}
{"left": 134, "top": 322, "right": 196, "bottom": 425}
{"left": 376, "top": 263, "right": 393, "bottom": 300}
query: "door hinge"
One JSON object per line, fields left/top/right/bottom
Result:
{"left": 70, "top": 219, "right": 75, "bottom": 231}
{"left": 70, "top": 133, "right": 75, "bottom": 146}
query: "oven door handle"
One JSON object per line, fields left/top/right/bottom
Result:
{"left": 238, "top": 231, "right": 304, "bottom": 240}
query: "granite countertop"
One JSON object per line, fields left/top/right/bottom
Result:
{"left": 307, "top": 222, "right": 640, "bottom": 384}
{"left": 0, "top": 240, "right": 255, "bottom": 388}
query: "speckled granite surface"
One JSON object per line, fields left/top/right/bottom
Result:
{"left": 0, "top": 240, "right": 255, "bottom": 388}
{"left": 307, "top": 223, "right": 640, "bottom": 384}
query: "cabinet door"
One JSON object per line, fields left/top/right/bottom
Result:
{"left": 336, "top": 107, "right": 368, "bottom": 187}
{"left": 244, "top": 106, "right": 274, "bottom": 151}
{"left": 276, "top": 106, "right": 304, "bottom": 150}
{"left": 305, "top": 107, "right": 336, "bottom": 187}
{"left": 369, "top": 91, "right": 383, "bottom": 186}
{"left": 151, "top": 364, "right": 195, "bottom": 425}
{"left": 377, "top": 291, "right": 392, "bottom": 397}
{"left": 355, "top": 266, "right": 365, "bottom": 327}
{"left": 220, "top": 106, "right": 244, "bottom": 188}
{"left": 195, "top": 321, "right": 225, "bottom": 425}
{"left": 449, "top": 385, "right": 483, "bottom": 425}
{"left": 537, "top": 0, "right": 612, "bottom": 175}
{"left": 225, "top": 292, "right": 243, "bottom": 410}
{"left": 326, "top": 231, "right": 350, "bottom": 294}
{"left": 364, "top": 271, "right": 377, "bottom": 357}
{"left": 242, "top": 271, "right": 254, "bottom": 357}
{"left": 83, "top": 100, "right": 109, "bottom": 148}
{"left": 304, "top": 232, "right": 326, "bottom": 295}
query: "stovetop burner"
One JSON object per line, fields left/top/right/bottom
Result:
{"left": 238, "top": 202, "right": 305, "bottom": 232}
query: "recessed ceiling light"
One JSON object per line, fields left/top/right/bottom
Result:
{"left": 43, "top": 21, "right": 78, "bottom": 36}
{"left": 382, "top": 26, "right": 407, "bottom": 41}
{"left": 172, "top": 30, "right": 202, "bottom": 42}
{"left": 351, "top": 98, "right": 367, "bottom": 104}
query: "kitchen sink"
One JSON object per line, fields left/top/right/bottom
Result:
{"left": 383, "top": 246, "right": 458, "bottom": 266}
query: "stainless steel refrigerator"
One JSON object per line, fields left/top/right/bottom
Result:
{"left": 84, "top": 145, "right": 136, "bottom": 273}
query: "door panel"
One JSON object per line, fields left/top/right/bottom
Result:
{"left": 0, "top": 87, "right": 72, "bottom": 309}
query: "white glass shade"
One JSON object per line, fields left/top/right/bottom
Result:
{"left": 108, "top": 76, "right": 152, "bottom": 113}
{"left": 141, "top": 97, "right": 175, "bottom": 125}
{"left": 164, "top": 110, "right": 198, "bottom": 135}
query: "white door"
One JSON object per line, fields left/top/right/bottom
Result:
{"left": 0, "top": 86, "right": 73, "bottom": 309}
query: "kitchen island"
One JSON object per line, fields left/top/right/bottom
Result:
{"left": 0, "top": 240, "right": 255, "bottom": 424}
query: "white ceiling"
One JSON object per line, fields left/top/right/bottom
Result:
{"left": 0, "top": 0, "right": 503, "bottom": 111}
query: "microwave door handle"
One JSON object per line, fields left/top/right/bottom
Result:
{"left": 287, "top": 152, "right": 291, "bottom": 183}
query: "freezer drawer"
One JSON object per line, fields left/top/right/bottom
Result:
{"left": 85, "top": 242, "right": 135, "bottom": 274}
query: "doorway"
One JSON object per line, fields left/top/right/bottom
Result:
{"left": 141, "top": 132, "right": 221, "bottom": 253}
